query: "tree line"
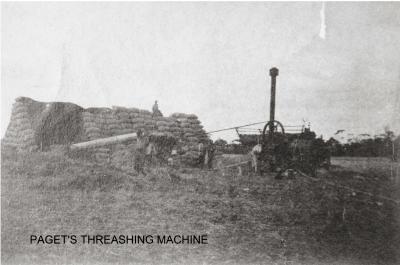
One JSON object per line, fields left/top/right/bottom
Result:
{"left": 327, "top": 130, "right": 398, "bottom": 160}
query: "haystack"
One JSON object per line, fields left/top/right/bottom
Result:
{"left": 3, "top": 97, "right": 210, "bottom": 167}
{"left": 35, "top": 102, "right": 84, "bottom": 148}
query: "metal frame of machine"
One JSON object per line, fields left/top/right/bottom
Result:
{"left": 257, "top": 67, "right": 331, "bottom": 177}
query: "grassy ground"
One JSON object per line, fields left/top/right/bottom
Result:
{"left": 331, "top": 157, "right": 400, "bottom": 184}
{"left": 2, "top": 149, "right": 399, "bottom": 265}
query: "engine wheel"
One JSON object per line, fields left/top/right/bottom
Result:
{"left": 262, "top": 120, "right": 285, "bottom": 142}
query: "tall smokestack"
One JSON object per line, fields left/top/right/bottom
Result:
{"left": 269, "top": 67, "right": 279, "bottom": 133}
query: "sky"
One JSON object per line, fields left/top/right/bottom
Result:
{"left": 1, "top": 2, "right": 400, "bottom": 142}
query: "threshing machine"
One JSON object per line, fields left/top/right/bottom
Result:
{"left": 247, "top": 67, "right": 330, "bottom": 177}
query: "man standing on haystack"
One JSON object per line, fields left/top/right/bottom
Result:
{"left": 152, "top": 100, "right": 163, "bottom": 117}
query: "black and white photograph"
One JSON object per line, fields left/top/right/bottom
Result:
{"left": 1, "top": 1, "right": 400, "bottom": 264}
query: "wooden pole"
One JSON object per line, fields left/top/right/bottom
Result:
{"left": 70, "top": 133, "right": 137, "bottom": 151}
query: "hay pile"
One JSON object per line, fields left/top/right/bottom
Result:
{"left": 35, "top": 102, "right": 84, "bottom": 147}
{"left": 80, "top": 111, "right": 209, "bottom": 166}
{"left": 82, "top": 106, "right": 156, "bottom": 140}
{"left": 171, "top": 113, "right": 209, "bottom": 166}
{"left": 3, "top": 97, "right": 210, "bottom": 168}
{"left": 2, "top": 97, "right": 45, "bottom": 151}
{"left": 154, "top": 116, "right": 181, "bottom": 138}
{"left": 3, "top": 97, "right": 85, "bottom": 151}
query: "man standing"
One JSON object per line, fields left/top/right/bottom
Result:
{"left": 205, "top": 142, "right": 216, "bottom": 169}
{"left": 152, "top": 100, "right": 163, "bottom": 117}
{"left": 198, "top": 142, "right": 206, "bottom": 167}
{"left": 251, "top": 143, "right": 262, "bottom": 173}
{"left": 134, "top": 129, "right": 150, "bottom": 174}
{"left": 200, "top": 140, "right": 215, "bottom": 169}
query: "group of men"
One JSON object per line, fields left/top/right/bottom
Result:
{"left": 134, "top": 131, "right": 216, "bottom": 173}
{"left": 133, "top": 100, "right": 215, "bottom": 173}
{"left": 198, "top": 141, "right": 216, "bottom": 169}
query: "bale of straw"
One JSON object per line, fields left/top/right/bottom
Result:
{"left": 180, "top": 122, "right": 193, "bottom": 128}
{"left": 190, "top": 124, "right": 203, "bottom": 131}
{"left": 170, "top": 113, "right": 190, "bottom": 118}
{"left": 13, "top": 112, "right": 30, "bottom": 120}
{"left": 189, "top": 119, "right": 201, "bottom": 125}
{"left": 187, "top": 114, "right": 198, "bottom": 120}
{"left": 16, "top": 123, "right": 32, "bottom": 132}
{"left": 15, "top": 117, "right": 31, "bottom": 124}
{"left": 156, "top": 125, "right": 170, "bottom": 131}
{"left": 122, "top": 123, "right": 133, "bottom": 129}
{"left": 12, "top": 101, "right": 26, "bottom": 108}
{"left": 85, "top": 127, "right": 101, "bottom": 133}
{"left": 183, "top": 128, "right": 196, "bottom": 134}
{"left": 187, "top": 137, "right": 199, "bottom": 143}
{"left": 131, "top": 117, "right": 145, "bottom": 124}
{"left": 117, "top": 113, "right": 130, "bottom": 120}
{"left": 156, "top": 121, "right": 170, "bottom": 127}
{"left": 145, "top": 120, "right": 156, "bottom": 126}
{"left": 139, "top": 109, "right": 152, "bottom": 115}
{"left": 112, "top": 106, "right": 130, "bottom": 112}
{"left": 88, "top": 135, "right": 101, "bottom": 140}
{"left": 83, "top": 121, "right": 98, "bottom": 128}
{"left": 129, "top": 112, "right": 140, "bottom": 119}
{"left": 119, "top": 118, "right": 131, "bottom": 124}
{"left": 170, "top": 127, "right": 181, "bottom": 133}
{"left": 128, "top": 107, "right": 140, "bottom": 113}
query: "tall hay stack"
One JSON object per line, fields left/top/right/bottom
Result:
{"left": 170, "top": 113, "right": 209, "bottom": 166}
{"left": 3, "top": 97, "right": 210, "bottom": 167}
{"left": 3, "top": 97, "right": 47, "bottom": 151}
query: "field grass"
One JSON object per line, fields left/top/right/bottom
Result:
{"left": 2, "top": 149, "right": 400, "bottom": 265}
{"left": 331, "top": 157, "right": 400, "bottom": 184}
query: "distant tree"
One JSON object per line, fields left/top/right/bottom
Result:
{"left": 326, "top": 137, "right": 339, "bottom": 146}
{"left": 330, "top": 127, "right": 397, "bottom": 158}
{"left": 326, "top": 137, "right": 344, "bottom": 156}
{"left": 384, "top": 126, "right": 395, "bottom": 140}
{"left": 383, "top": 127, "right": 396, "bottom": 160}
{"left": 394, "top": 136, "right": 400, "bottom": 161}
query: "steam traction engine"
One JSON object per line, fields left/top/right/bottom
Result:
{"left": 258, "top": 67, "right": 330, "bottom": 177}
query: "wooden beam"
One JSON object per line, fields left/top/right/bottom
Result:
{"left": 70, "top": 133, "right": 137, "bottom": 151}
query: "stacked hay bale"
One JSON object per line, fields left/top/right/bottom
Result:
{"left": 80, "top": 106, "right": 155, "bottom": 164}
{"left": 138, "top": 109, "right": 155, "bottom": 132}
{"left": 170, "top": 113, "right": 209, "bottom": 166}
{"left": 154, "top": 116, "right": 181, "bottom": 138}
{"left": 98, "top": 109, "right": 113, "bottom": 138}
{"left": 3, "top": 97, "right": 211, "bottom": 168}
{"left": 105, "top": 107, "right": 154, "bottom": 136}
{"left": 113, "top": 107, "right": 133, "bottom": 135}
{"left": 3, "top": 101, "right": 25, "bottom": 149}
{"left": 125, "top": 108, "right": 145, "bottom": 134}
{"left": 79, "top": 109, "right": 210, "bottom": 167}
{"left": 104, "top": 110, "right": 121, "bottom": 137}
{"left": 82, "top": 112, "right": 101, "bottom": 140}
{"left": 2, "top": 97, "right": 46, "bottom": 151}
{"left": 3, "top": 100, "right": 35, "bottom": 150}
